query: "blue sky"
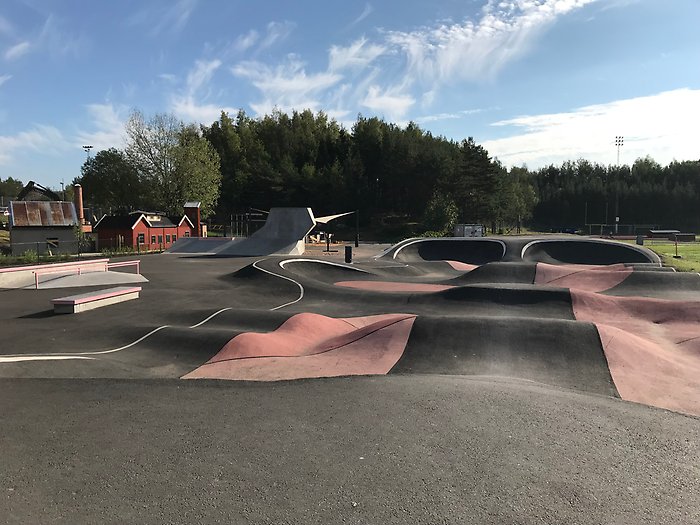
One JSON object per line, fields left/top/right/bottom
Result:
{"left": 1, "top": 0, "right": 699, "bottom": 190}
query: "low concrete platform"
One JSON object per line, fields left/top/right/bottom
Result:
{"left": 52, "top": 286, "right": 142, "bottom": 314}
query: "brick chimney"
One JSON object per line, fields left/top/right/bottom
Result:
{"left": 184, "top": 201, "right": 202, "bottom": 237}
{"left": 74, "top": 184, "right": 84, "bottom": 224}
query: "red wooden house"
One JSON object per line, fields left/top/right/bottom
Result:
{"left": 94, "top": 212, "right": 195, "bottom": 251}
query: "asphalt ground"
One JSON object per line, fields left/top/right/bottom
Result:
{"left": 1, "top": 240, "right": 699, "bottom": 524}
{"left": 2, "top": 376, "right": 699, "bottom": 525}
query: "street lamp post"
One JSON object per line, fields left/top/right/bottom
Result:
{"left": 614, "top": 136, "right": 623, "bottom": 234}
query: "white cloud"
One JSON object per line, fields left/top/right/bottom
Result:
{"left": 0, "top": 15, "right": 15, "bottom": 38}
{"left": 76, "top": 103, "right": 128, "bottom": 151}
{"left": 387, "top": 0, "right": 599, "bottom": 88}
{"left": 361, "top": 85, "right": 416, "bottom": 121}
{"left": 171, "top": 59, "right": 238, "bottom": 123}
{"left": 0, "top": 125, "right": 67, "bottom": 165}
{"left": 186, "top": 59, "right": 221, "bottom": 94}
{"left": 130, "top": 0, "right": 198, "bottom": 36}
{"left": 235, "top": 30, "right": 259, "bottom": 52}
{"left": 4, "top": 41, "right": 30, "bottom": 61}
{"left": 415, "top": 109, "right": 487, "bottom": 123}
{"left": 329, "top": 38, "right": 385, "bottom": 72}
{"left": 229, "top": 0, "right": 597, "bottom": 124}
{"left": 0, "top": 74, "right": 11, "bottom": 87}
{"left": 38, "top": 15, "right": 87, "bottom": 58}
{"left": 259, "top": 21, "right": 295, "bottom": 51}
{"left": 351, "top": 3, "right": 374, "bottom": 26}
{"left": 482, "top": 88, "right": 700, "bottom": 168}
{"left": 232, "top": 57, "right": 342, "bottom": 115}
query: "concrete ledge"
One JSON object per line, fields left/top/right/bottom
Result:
{"left": 52, "top": 286, "right": 142, "bottom": 314}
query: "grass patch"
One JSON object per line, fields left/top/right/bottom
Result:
{"left": 644, "top": 242, "right": 700, "bottom": 272}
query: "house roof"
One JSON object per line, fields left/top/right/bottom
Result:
{"left": 9, "top": 201, "right": 78, "bottom": 228}
{"left": 94, "top": 212, "right": 192, "bottom": 230}
{"left": 93, "top": 214, "right": 139, "bottom": 230}
{"left": 184, "top": 201, "right": 201, "bottom": 208}
{"left": 168, "top": 215, "right": 194, "bottom": 228}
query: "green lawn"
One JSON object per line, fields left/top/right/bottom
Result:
{"left": 644, "top": 241, "right": 700, "bottom": 272}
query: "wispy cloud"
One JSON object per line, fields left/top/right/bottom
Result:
{"left": 387, "top": 0, "right": 599, "bottom": 91}
{"left": 231, "top": 0, "right": 596, "bottom": 123}
{"left": 158, "top": 73, "right": 177, "bottom": 83}
{"left": 415, "top": 108, "right": 488, "bottom": 123}
{"left": 76, "top": 103, "right": 128, "bottom": 152}
{"left": 171, "top": 59, "right": 238, "bottom": 123}
{"left": 0, "top": 125, "right": 67, "bottom": 165}
{"left": 130, "top": 0, "right": 199, "bottom": 37}
{"left": 328, "top": 37, "right": 385, "bottom": 72}
{"left": 38, "top": 15, "right": 88, "bottom": 58}
{"left": 351, "top": 3, "right": 374, "bottom": 26}
{"left": 234, "top": 29, "right": 259, "bottom": 52}
{"left": 0, "top": 15, "right": 15, "bottom": 38}
{"left": 0, "top": 74, "right": 11, "bottom": 87}
{"left": 4, "top": 41, "right": 31, "bottom": 61}
{"left": 232, "top": 56, "right": 342, "bottom": 115}
{"left": 259, "top": 21, "right": 295, "bottom": 51}
{"left": 361, "top": 85, "right": 416, "bottom": 121}
{"left": 482, "top": 88, "right": 700, "bottom": 168}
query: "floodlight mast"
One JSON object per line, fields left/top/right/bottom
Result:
{"left": 614, "top": 136, "right": 624, "bottom": 235}
{"left": 615, "top": 136, "right": 623, "bottom": 166}
{"left": 82, "top": 145, "right": 93, "bottom": 159}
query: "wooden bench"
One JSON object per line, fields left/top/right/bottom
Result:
{"left": 52, "top": 286, "right": 142, "bottom": 314}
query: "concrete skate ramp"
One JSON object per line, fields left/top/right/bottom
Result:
{"left": 521, "top": 239, "right": 659, "bottom": 265}
{"left": 166, "top": 237, "right": 233, "bottom": 254}
{"left": 390, "top": 238, "right": 506, "bottom": 265}
{"left": 216, "top": 207, "right": 316, "bottom": 257}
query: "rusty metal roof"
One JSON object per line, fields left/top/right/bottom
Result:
{"left": 9, "top": 201, "right": 78, "bottom": 228}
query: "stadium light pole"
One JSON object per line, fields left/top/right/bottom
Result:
{"left": 614, "top": 136, "right": 623, "bottom": 235}
{"left": 82, "top": 145, "right": 93, "bottom": 160}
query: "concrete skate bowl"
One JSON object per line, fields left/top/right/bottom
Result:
{"left": 387, "top": 238, "right": 506, "bottom": 265}
{"left": 521, "top": 238, "right": 659, "bottom": 265}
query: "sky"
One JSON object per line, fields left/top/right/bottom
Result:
{"left": 0, "top": 0, "right": 699, "bottom": 190}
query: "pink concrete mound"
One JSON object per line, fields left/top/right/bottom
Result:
{"left": 572, "top": 290, "right": 700, "bottom": 416}
{"left": 535, "top": 263, "right": 632, "bottom": 292}
{"left": 334, "top": 281, "right": 456, "bottom": 293}
{"left": 182, "top": 313, "right": 416, "bottom": 381}
{"left": 445, "top": 260, "right": 478, "bottom": 272}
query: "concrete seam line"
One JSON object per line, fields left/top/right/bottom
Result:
{"left": 0, "top": 306, "right": 237, "bottom": 362}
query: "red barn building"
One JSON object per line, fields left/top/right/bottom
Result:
{"left": 94, "top": 212, "right": 194, "bottom": 251}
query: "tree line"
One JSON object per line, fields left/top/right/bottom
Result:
{"left": 3, "top": 108, "right": 699, "bottom": 235}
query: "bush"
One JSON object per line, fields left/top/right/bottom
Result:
{"left": 22, "top": 249, "right": 38, "bottom": 264}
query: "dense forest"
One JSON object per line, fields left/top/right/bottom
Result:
{"left": 2, "top": 109, "right": 699, "bottom": 235}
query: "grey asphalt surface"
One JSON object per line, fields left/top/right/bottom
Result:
{"left": 2, "top": 376, "right": 699, "bottom": 525}
{"left": 1, "top": 240, "right": 699, "bottom": 524}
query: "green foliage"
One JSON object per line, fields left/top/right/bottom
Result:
{"left": 124, "top": 111, "right": 221, "bottom": 218}
{"left": 0, "top": 176, "right": 24, "bottom": 202}
{"left": 75, "top": 107, "right": 700, "bottom": 237}
{"left": 21, "top": 249, "right": 38, "bottom": 264}
{"left": 421, "top": 230, "right": 447, "bottom": 238}
{"left": 422, "top": 191, "right": 459, "bottom": 235}
{"left": 74, "top": 148, "right": 142, "bottom": 213}
{"left": 531, "top": 158, "right": 700, "bottom": 230}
